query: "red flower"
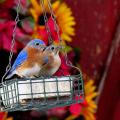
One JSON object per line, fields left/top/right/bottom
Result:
{"left": 36, "top": 27, "right": 48, "bottom": 44}
{"left": 69, "top": 103, "right": 82, "bottom": 115}
{"left": 36, "top": 17, "right": 62, "bottom": 45}
{"left": 54, "top": 54, "right": 71, "bottom": 76}
{"left": 47, "top": 17, "right": 61, "bottom": 43}
{"left": 0, "top": 0, "right": 15, "bottom": 19}
{"left": 0, "top": 0, "right": 28, "bottom": 19}
{"left": 0, "top": 0, "right": 27, "bottom": 9}
{"left": 0, "top": 21, "right": 24, "bottom": 53}
{"left": 69, "top": 96, "right": 87, "bottom": 115}
{"left": 0, "top": 0, "right": 15, "bottom": 9}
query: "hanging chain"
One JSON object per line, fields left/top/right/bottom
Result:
{"left": 1, "top": 0, "right": 21, "bottom": 86}
{"left": 1, "top": 0, "right": 82, "bottom": 86}
{"left": 47, "top": 0, "right": 82, "bottom": 74}
{"left": 40, "top": 0, "right": 53, "bottom": 45}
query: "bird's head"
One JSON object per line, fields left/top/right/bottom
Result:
{"left": 27, "top": 39, "right": 46, "bottom": 50}
{"left": 45, "top": 45, "right": 61, "bottom": 55}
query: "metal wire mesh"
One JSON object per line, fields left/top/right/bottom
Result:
{"left": 0, "top": 74, "right": 84, "bottom": 111}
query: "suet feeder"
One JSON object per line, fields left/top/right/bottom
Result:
{"left": 0, "top": 0, "right": 84, "bottom": 111}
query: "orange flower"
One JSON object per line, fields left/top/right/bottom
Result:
{"left": 67, "top": 74, "right": 98, "bottom": 120}
{"left": 30, "top": 0, "right": 76, "bottom": 43}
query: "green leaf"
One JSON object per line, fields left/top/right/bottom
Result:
{"left": 62, "top": 45, "right": 72, "bottom": 53}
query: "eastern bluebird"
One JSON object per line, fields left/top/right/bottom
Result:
{"left": 5, "top": 39, "right": 46, "bottom": 79}
{"left": 37, "top": 45, "right": 61, "bottom": 77}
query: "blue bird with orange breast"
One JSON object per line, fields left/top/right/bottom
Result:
{"left": 6, "top": 39, "right": 46, "bottom": 79}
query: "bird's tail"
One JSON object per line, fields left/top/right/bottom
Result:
{"left": 5, "top": 72, "right": 14, "bottom": 80}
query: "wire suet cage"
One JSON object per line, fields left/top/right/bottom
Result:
{"left": 0, "top": 74, "right": 84, "bottom": 111}
{"left": 0, "top": 0, "right": 84, "bottom": 111}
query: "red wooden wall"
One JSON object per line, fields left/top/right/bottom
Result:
{"left": 65, "top": 0, "right": 120, "bottom": 120}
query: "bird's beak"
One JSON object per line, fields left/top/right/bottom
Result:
{"left": 41, "top": 45, "right": 47, "bottom": 52}
{"left": 55, "top": 46, "right": 61, "bottom": 54}
{"left": 43, "top": 46, "right": 47, "bottom": 51}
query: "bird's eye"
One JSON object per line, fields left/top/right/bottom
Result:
{"left": 51, "top": 46, "right": 55, "bottom": 50}
{"left": 35, "top": 42, "right": 40, "bottom": 46}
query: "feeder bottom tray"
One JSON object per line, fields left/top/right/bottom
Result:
{"left": 0, "top": 75, "right": 83, "bottom": 111}
{"left": 20, "top": 95, "right": 71, "bottom": 104}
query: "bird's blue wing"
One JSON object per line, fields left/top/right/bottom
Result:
{"left": 10, "top": 50, "right": 28, "bottom": 72}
